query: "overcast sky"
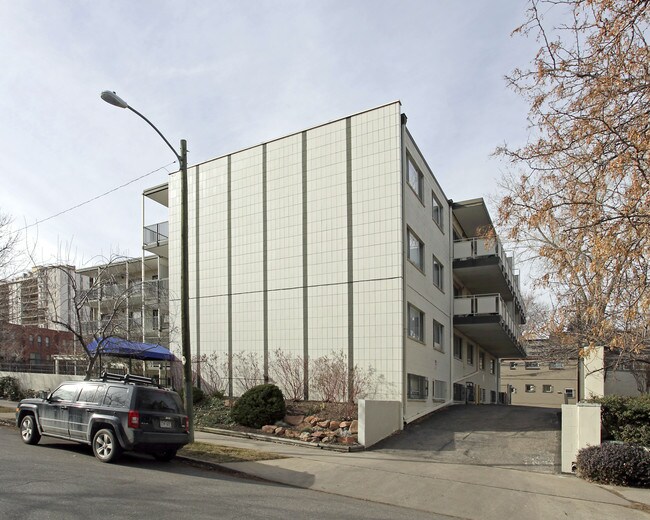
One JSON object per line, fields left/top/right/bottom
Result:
{"left": 0, "top": 0, "right": 541, "bottom": 273}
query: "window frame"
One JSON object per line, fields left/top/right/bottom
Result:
{"left": 407, "top": 156, "right": 424, "bottom": 201}
{"left": 479, "top": 351, "right": 485, "bottom": 370}
{"left": 525, "top": 384, "right": 536, "bottom": 393}
{"left": 431, "top": 190, "right": 444, "bottom": 230}
{"left": 432, "top": 254, "right": 444, "bottom": 291}
{"left": 407, "top": 304, "right": 425, "bottom": 343}
{"left": 542, "top": 384, "right": 554, "bottom": 393}
{"left": 407, "top": 373, "right": 429, "bottom": 400}
{"left": 407, "top": 228, "right": 425, "bottom": 272}
{"left": 453, "top": 335, "right": 463, "bottom": 360}
{"left": 432, "top": 319, "right": 444, "bottom": 351}
{"left": 467, "top": 344, "right": 475, "bottom": 365}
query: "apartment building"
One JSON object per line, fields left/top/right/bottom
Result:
{"left": 76, "top": 256, "right": 170, "bottom": 347}
{"left": 0, "top": 265, "right": 76, "bottom": 330}
{"left": 142, "top": 101, "right": 526, "bottom": 423}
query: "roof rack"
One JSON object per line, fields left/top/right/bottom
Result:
{"left": 98, "top": 371, "right": 159, "bottom": 386}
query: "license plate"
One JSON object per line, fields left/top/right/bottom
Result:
{"left": 160, "top": 419, "right": 172, "bottom": 428}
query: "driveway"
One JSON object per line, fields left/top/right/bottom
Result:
{"left": 374, "top": 405, "right": 561, "bottom": 473}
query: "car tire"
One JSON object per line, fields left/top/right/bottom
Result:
{"left": 153, "top": 448, "right": 178, "bottom": 462}
{"left": 20, "top": 415, "right": 41, "bottom": 445}
{"left": 92, "top": 428, "right": 122, "bottom": 463}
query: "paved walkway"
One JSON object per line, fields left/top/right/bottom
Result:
{"left": 3, "top": 400, "right": 648, "bottom": 519}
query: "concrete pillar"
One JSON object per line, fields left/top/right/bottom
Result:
{"left": 561, "top": 403, "right": 601, "bottom": 473}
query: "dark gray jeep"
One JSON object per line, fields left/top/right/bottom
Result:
{"left": 15, "top": 372, "right": 189, "bottom": 463}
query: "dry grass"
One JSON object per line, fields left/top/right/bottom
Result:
{"left": 0, "top": 406, "right": 15, "bottom": 413}
{"left": 178, "top": 442, "right": 286, "bottom": 463}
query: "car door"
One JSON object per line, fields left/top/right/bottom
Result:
{"left": 68, "top": 384, "right": 105, "bottom": 441}
{"left": 39, "top": 383, "right": 80, "bottom": 437}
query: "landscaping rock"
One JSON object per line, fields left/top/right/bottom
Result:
{"left": 317, "top": 420, "right": 330, "bottom": 428}
{"left": 274, "top": 427, "right": 285, "bottom": 436}
{"left": 349, "top": 420, "right": 359, "bottom": 434}
{"left": 329, "top": 420, "right": 340, "bottom": 430}
{"left": 340, "top": 435, "right": 358, "bottom": 445}
{"left": 284, "top": 415, "right": 305, "bottom": 426}
{"left": 261, "top": 425, "right": 276, "bottom": 434}
{"left": 339, "top": 421, "right": 350, "bottom": 429}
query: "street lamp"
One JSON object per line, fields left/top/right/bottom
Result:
{"left": 100, "top": 90, "right": 194, "bottom": 441}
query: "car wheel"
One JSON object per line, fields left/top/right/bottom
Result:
{"left": 92, "top": 428, "right": 122, "bottom": 463}
{"left": 153, "top": 448, "right": 178, "bottom": 462}
{"left": 20, "top": 415, "right": 41, "bottom": 445}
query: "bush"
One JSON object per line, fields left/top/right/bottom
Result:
{"left": 180, "top": 386, "right": 207, "bottom": 406}
{"left": 576, "top": 443, "right": 650, "bottom": 488}
{"left": 592, "top": 395, "right": 650, "bottom": 446}
{"left": 231, "top": 384, "right": 286, "bottom": 429}
{"left": 0, "top": 376, "right": 24, "bottom": 401}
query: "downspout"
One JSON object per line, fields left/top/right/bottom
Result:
{"left": 448, "top": 200, "right": 454, "bottom": 405}
{"left": 400, "top": 113, "right": 407, "bottom": 424}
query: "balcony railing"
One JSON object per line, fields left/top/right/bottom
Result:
{"left": 453, "top": 236, "right": 523, "bottom": 313}
{"left": 142, "top": 278, "right": 169, "bottom": 300}
{"left": 454, "top": 293, "right": 521, "bottom": 340}
{"left": 144, "top": 221, "right": 169, "bottom": 247}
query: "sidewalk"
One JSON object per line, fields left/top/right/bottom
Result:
{"left": 3, "top": 400, "right": 648, "bottom": 520}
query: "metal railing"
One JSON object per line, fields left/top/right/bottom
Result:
{"left": 142, "top": 278, "right": 169, "bottom": 300}
{"left": 143, "top": 221, "right": 169, "bottom": 247}
{"left": 453, "top": 236, "right": 524, "bottom": 313}
{"left": 454, "top": 293, "right": 521, "bottom": 339}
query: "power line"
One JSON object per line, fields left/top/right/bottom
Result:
{"left": 10, "top": 161, "right": 177, "bottom": 236}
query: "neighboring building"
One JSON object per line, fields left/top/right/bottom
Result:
{"left": 142, "top": 101, "right": 526, "bottom": 423}
{"left": 0, "top": 265, "right": 77, "bottom": 331}
{"left": 0, "top": 322, "right": 74, "bottom": 371}
{"left": 500, "top": 358, "right": 579, "bottom": 407}
{"left": 76, "top": 256, "right": 170, "bottom": 347}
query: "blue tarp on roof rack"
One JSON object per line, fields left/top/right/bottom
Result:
{"left": 87, "top": 338, "right": 175, "bottom": 361}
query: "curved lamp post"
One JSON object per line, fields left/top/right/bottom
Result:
{"left": 100, "top": 90, "right": 193, "bottom": 441}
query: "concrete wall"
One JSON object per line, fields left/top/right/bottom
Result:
{"left": 501, "top": 359, "right": 578, "bottom": 407}
{"left": 358, "top": 399, "right": 402, "bottom": 447}
{"left": 0, "top": 371, "right": 84, "bottom": 393}
{"left": 561, "top": 403, "right": 601, "bottom": 473}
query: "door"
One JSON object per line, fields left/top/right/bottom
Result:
{"left": 40, "top": 383, "right": 79, "bottom": 437}
{"left": 68, "top": 384, "right": 105, "bottom": 441}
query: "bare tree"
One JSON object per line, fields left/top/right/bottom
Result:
{"left": 194, "top": 352, "right": 228, "bottom": 396}
{"left": 0, "top": 210, "right": 19, "bottom": 280}
{"left": 269, "top": 349, "right": 304, "bottom": 401}
{"left": 43, "top": 257, "right": 144, "bottom": 379}
{"left": 232, "top": 351, "right": 264, "bottom": 394}
{"left": 496, "top": 0, "right": 650, "bottom": 359}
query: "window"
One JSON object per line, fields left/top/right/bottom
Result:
{"left": 433, "top": 380, "right": 447, "bottom": 400}
{"left": 565, "top": 388, "right": 575, "bottom": 398}
{"left": 453, "top": 335, "right": 463, "bottom": 360}
{"left": 37, "top": 336, "right": 42, "bottom": 346}
{"left": 481, "top": 388, "right": 486, "bottom": 403}
{"left": 467, "top": 344, "right": 474, "bottom": 365}
{"left": 152, "top": 309, "right": 160, "bottom": 330}
{"left": 78, "top": 384, "right": 105, "bottom": 404}
{"left": 491, "top": 390, "right": 497, "bottom": 404}
{"left": 407, "top": 157, "right": 423, "bottom": 200}
{"left": 407, "top": 304, "right": 424, "bottom": 342}
{"left": 525, "top": 384, "right": 536, "bottom": 393}
{"left": 407, "top": 229, "right": 424, "bottom": 270}
{"left": 432, "top": 191, "right": 444, "bottom": 228}
{"left": 509, "top": 361, "right": 518, "bottom": 370}
{"left": 490, "top": 359, "right": 496, "bottom": 374}
{"left": 549, "top": 362, "right": 565, "bottom": 370}
{"left": 525, "top": 361, "right": 540, "bottom": 370}
{"left": 407, "top": 374, "right": 428, "bottom": 399}
{"left": 50, "top": 384, "right": 79, "bottom": 402}
{"left": 432, "top": 255, "right": 444, "bottom": 290}
{"left": 44, "top": 337, "right": 50, "bottom": 347}
{"left": 479, "top": 351, "right": 485, "bottom": 370}
{"left": 432, "top": 320, "right": 444, "bottom": 351}
{"left": 29, "top": 335, "right": 33, "bottom": 343}
{"left": 543, "top": 385, "right": 554, "bottom": 393}
{"left": 104, "top": 387, "right": 130, "bottom": 408}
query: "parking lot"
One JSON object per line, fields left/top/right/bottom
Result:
{"left": 374, "top": 405, "right": 562, "bottom": 473}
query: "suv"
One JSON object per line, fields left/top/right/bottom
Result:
{"left": 15, "top": 372, "right": 189, "bottom": 463}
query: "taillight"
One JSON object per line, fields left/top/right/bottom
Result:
{"left": 184, "top": 416, "right": 189, "bottom": 433}
{"left": 128, "top": 410, "right": 140, "bottom": 429}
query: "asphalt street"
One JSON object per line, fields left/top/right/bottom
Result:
{"left": 0, "top": 425, "right": 454, "bottom": 520}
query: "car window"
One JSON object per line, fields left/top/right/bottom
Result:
{"left": 135, "top": 388, "right": 183, "bottom": 413}
{"left": 103, "top": 386, "right": 130, "bottom": 408}
{"left": 77, "top": 384, "right": 105, "bottom": 404}
{"left": 50, "top": 384, "right": 79, "bottom": 402}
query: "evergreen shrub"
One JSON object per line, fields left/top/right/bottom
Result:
{"left": 231, "top": 384, "right": 286, "bottom": 429}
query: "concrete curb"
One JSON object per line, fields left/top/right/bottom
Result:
{"left": 198, "top": 426, "right": 365, "bottom": 453}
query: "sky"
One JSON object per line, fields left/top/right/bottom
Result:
{"left": 0, "top": 0, "right": 542, "bottom": 274}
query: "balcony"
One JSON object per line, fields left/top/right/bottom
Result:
{"left": 143, "top": 221, "right": 169, "bottom": 257}
{"left": 454, "top": 294, "right": 525, "bottom": 358}
{"left": 453, "top": 236, "right": 525, "bottom": 319}
{"left": 142, "top": 278, "right": 169, "bottom": 301}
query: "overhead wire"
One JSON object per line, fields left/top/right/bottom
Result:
{"left": 8, "top": 160, "right": 177, "bottom": 236}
